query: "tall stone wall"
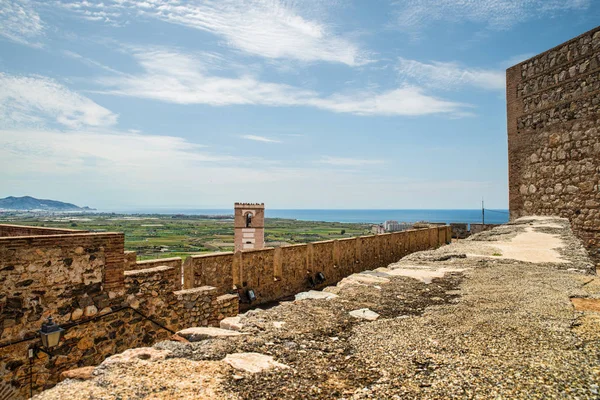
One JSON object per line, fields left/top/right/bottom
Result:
{"left": 185, "top": 226, "right": 452, "bottom": 307}
{"left": 507, "top": 26, "right": 600, "bottom": 259}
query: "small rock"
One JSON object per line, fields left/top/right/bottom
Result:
{"left": 176, "top": 327, "right": 247, "bottom": 342}
{"left": 71, "top": 308, "right": 83, "bottom": 321}
{"left": 220, "top": 316, "right": 244, "bottom": 331}
{"left": 223, "top": 353, "right": 289, "bottom": 373}
{"left": 76, "top": 336, "right": 94, "bottom": 350}
{"left": 349, "top": 308, "right": 380, "bottom": 321}
{"left": 60, "top": 366, "right": 95, "bottom": 381}
{"left": 84, "top": 305, "right": 98, "bottom": 317}
{"left": 295, "top": 290, "right": 338, "bottom": 301}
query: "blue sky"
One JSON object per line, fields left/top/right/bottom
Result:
{"left": 0, "top": 0, "right": 598, "bottom": 210}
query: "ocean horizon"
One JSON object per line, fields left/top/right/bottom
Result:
{"left": 99, "top": 208, "right": 509, "bottom": 225}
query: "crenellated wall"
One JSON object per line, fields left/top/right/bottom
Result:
{"left": 507, "top": 26, "right": 600, "bottom": 259}
{"left": 184, "top": 226, "right": 452, "bottom": 307}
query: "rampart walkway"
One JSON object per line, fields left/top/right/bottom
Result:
{"left": 38, "top": 217, "right": 600, "bottom": 399}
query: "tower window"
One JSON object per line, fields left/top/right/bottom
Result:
{"left": 245, "top": 212, "right": 253, "bottom": 227}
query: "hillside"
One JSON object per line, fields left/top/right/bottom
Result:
{"left": 0, "top": 196, "right": 93, "bottom": 211}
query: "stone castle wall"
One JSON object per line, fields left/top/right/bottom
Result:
{"left": 185, "top": 226, "right": 452, "bottom": 307}
{"left": 0, "top": 227, "right": 237, "bottom": 399}
{"left": 0, "top": 224, "right": 85, "bottom": 237}
{"left": 0, "top": 223, "right": 450, "bottom": 397}
{"left": 507, "top": 26, "right": 600, "bottom": 259}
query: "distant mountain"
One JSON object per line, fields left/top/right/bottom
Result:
{"left": 0, "top": 196, "right": 94, "bottom": 211}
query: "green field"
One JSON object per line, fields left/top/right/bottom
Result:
{"left": 0, "top": 213, "right": 371, "bottom": 260}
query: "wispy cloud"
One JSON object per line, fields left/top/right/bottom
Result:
{"left": 241, "top": 135, "right": 281, "bottom": 143}
{"left": 0, "top": 72, "right": 118, "bottom": 128}
{"left": 56, "top": 0, "right": 368, "bottom": 66}
{"left": 397, "top": 58, "right": 505, "bottom": 91}
{"left": 393, "top": 0, "right": 591, "bottom": 33}
{"left": 95, "top": 48, "right": 468, "bottom": 117}
{"left": 0, "top": 0, "right": 44, "bottom": 46}
{"left": 0, "top": 127, "right": 494, "bottom": 208}
{"left": 62, "top": 50, "right": 126, "bottom": 75}
{"left": 318, "top": 156, "right": 384, "bottom": 166}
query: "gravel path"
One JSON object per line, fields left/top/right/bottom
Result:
{"left": 38, "top": 217, "right": 600, "bottom": 399}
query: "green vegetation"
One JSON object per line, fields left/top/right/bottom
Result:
{"left": 0, "top": 213, "right": 371, "bottom": 260}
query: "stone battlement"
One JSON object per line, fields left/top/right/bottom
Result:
{"left": 0, "top": 222, "right": 450, "bottom": 398}
{"left": 234, "top": 202, "right": 265, "bottom": 208}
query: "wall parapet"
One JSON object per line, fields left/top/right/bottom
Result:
{"left": 0, "top": 223, "right": 87, "bottom": 237}
{"left": 184, "top": 225, "right": 451, "bottom": 308}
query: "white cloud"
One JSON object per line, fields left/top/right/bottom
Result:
{"left": 309, "top": 87, "right": 466, "bottom": 116}
{"left": 393, "top": 0, "right": 590, "bottom": 32}
{"left": 0, "top": 127, "right": 497, "bottom": 209}
{"left": 318, "top": 156, "right": 384, "bottom": 166}
{"left": 0, "top": 0, "right": 44, "bottom": 46}
{"left": 241, "top": 135, "right": 281, "bottom": 143}
{"left": 396, "top": 58, "right": 505, "bottom": 91}
{"left": 56, "top": 0, "right": 367, "bottom": 66}
{"left": 96, "top": 48, "right": 468, "bottom": 117}
{"left": 0, "top": 73, "right": 118, "bottom": 128}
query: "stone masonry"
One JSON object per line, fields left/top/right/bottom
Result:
{"left": 0, "top": 226, "right": 238, "bottom": 399}
{"left": 507, "top": 25, "right": 600, "bottom": 259}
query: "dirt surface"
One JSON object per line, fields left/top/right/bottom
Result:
{"left": 37, "top": 217, "right": 600, "bottom": 399}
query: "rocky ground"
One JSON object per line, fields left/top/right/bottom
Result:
{"left": 37, "top": 217, "right": 600, "bottom": 399}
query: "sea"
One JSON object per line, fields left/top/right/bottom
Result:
{"left": 102, "top": 209, "right": 509, "bottom": 225}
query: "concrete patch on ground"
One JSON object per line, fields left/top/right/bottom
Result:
{"left": 485, "top": 227, "right": 568, "bottom": 263}
{"left": 223, "top": 353, "right": 289, "bottom": 374}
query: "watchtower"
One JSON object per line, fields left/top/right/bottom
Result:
{"left": 234, "top": 203, "right": 265, "bottom": 252}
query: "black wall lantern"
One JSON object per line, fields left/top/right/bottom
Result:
{"left": 246, "top": 289, "right": 256, "bottom": 303}
{"left": 39, "top": 317, "right": 64, "bottom": 352}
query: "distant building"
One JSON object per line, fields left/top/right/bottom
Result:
{"left": 371, "top": 224, "right": 385, "bottom": 234}
{"left": 234, "top": 203, "right": 265, "bottom": 252}
{"left": 383, "top": 220, "right": 409, "bottom": 232}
